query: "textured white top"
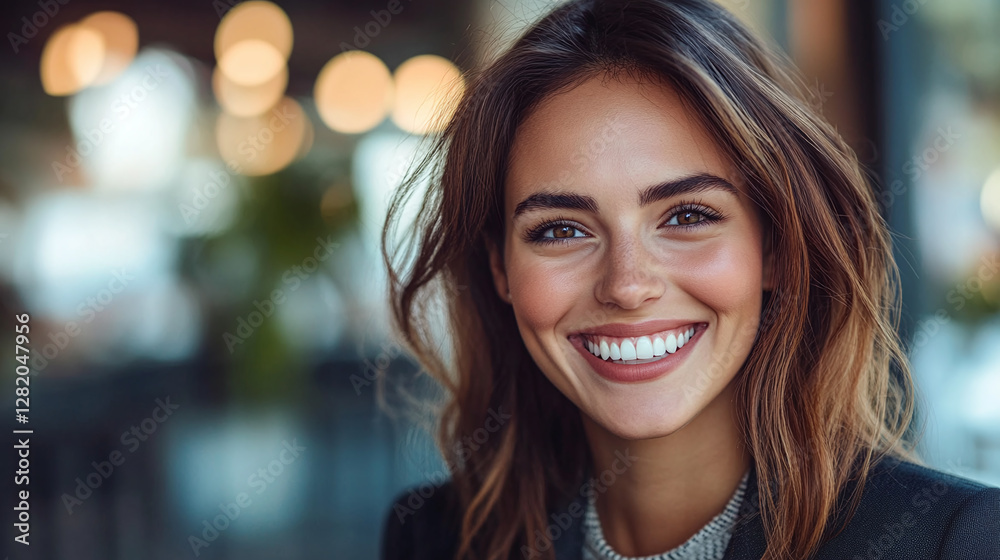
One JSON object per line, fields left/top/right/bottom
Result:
{"left": 582, "top": 470, "right": 750, "bottom": 560}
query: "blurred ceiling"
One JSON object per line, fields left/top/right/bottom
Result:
{"left": 0, "top": 0, "right": 477, "bottom": 95}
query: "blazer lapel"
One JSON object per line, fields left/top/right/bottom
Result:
{"left": 722, "top": 462, "right": 767, "bottom": 560}
{"left": 554, "top": 492, "right": 586, "bottom": 560}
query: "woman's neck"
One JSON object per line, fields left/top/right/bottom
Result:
{"left": 581, "top": 380, "right": 751, "bottom": 557}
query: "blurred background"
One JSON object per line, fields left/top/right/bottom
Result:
{"left": 0, "top": 0, "right": 998, "bottom": 558}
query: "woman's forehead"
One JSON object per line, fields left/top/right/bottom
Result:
{"left": 505, "top": 75, "right": 738, "bottom": 207}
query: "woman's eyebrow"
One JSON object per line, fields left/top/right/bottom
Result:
{"left": 638, "top": 173, "right": 739, "bottom": 206}
{"left": 513, "top": 192, "right": 598, "bottom": 219}
{"left": 512, "top": 173, "right": 738, "bottom": 219}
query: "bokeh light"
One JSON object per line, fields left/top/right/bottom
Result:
{"left": 314, "top": 51, "right": 393, "bottom": 134}
{"left": 215, "top": 1, "right": 292, "bottom": 87}
{"left": 215, "top": 1, "right": 293, "bottom": 60}
{"left": 67, "top": 49, "right": 197, "bottom": 192}
{"left": 78, "top": 11, "right": 139, "bottom": 85}
{"left": 218, "top": 39, "right": 285, "bottom": 86}
{"left": 213, "top": 63, "right": 287, "bottom": 117}
{"left": 981, "top": 167, "right": 1000, "bottom": 232}
{"left": 215, "top": 96, "right": 308, "bottom": 176}
{"left": 390, "top": 54, "right": 465, "bottom": 134}
{"left": 15, "top": 192, "right": 176, "bottom": 319}
{"left": 40, "top": 24, "right": 106, "bottom": 96}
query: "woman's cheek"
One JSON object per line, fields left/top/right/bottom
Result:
{"left": 508, "top": 254, "right": 583, "bottom": 332}
{"left": 678, "top": 237, "right": 763, "bottom": 315}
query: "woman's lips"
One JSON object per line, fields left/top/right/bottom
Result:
{"left": 569, "top": 323, "right": 706, "bottom": 383}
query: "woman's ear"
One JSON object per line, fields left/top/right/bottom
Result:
{"left": 485, "top": 238, "right": 512, "bottom": 304}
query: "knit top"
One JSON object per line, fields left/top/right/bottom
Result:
{"left": 582, "top": 470, "right": 750, "bottom": 560}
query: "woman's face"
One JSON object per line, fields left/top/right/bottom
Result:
{"left": 488, "top": 75, "right": 773, "bottom": 440}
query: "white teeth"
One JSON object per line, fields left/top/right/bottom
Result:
{"left": 584, "top": 326, "right": 700, "bottom": 362}
{"left": 635, "top": 336, "right": 654, "bottom": 359}
{"left": 620, "top": 340, "right": 637, "bottom": 360}
{"left": 652, "top": 337, "right": 666, "bottom": 356}
{"left": 665, "top": 333, "right": 677, "bottom": 353}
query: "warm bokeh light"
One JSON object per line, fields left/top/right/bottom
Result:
{"left": 215, "top": 1, "right": 293, "bottom": 62}
{"left": 40, "top": 24, "right": 106, "bottom": 96}
{"left": 68, "top": 28, "right": 106, "bottom": 85}
{"left": 218, "top": 39, "right": 285, "bottom": 86}
{"left": 981, "top": 167, "right": 1000, "bottom": 232}
{"left": 320, "top": 183, "right": 352, "bottom": 220}
{"left": 390, "top": 54, "right": 465, "bottom": 135}
{"left": 78, "top": 11, "right": 139, "bottom": 85}
{"left": 213, "top": 63, "right": 287, "bottom": 117}
{"left": 314, "top": 51, "right": 393, "bottom": 134}
{"left": 215, "top": 97, "right": 308, "bottom": 176}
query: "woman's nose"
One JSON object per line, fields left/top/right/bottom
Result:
{"left": 593, "top": 236, "right": 666, "bottom": 310}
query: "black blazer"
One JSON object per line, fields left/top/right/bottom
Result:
{"left": 380, "top": 457, "right": 1000, "bottom": 559}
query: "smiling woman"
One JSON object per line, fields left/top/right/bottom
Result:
{"left": 493, "top": 78, "right": 771, "bottom": 445}
{"left": 378, "top": 1, "right": 1000, "bottom": 559}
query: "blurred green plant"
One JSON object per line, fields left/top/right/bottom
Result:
{"left": 183, "top": 153, "right": 360, "bottom": 404}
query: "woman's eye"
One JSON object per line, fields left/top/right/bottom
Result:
{"left": 666, "top": 210, "right": 706, "bottom": 226}
{"left": 546, "top": 225, "right": 584, "bottom": 238}
{"left": 523, "top": 220, "right": 589, "bottom": 244}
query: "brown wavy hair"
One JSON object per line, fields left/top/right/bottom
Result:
{"left": 381, "top": 0, "right": 920, "bottom": 558}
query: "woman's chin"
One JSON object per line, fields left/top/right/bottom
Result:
{"left": 584, "top": 404, "right": 694, "bottom": 441}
